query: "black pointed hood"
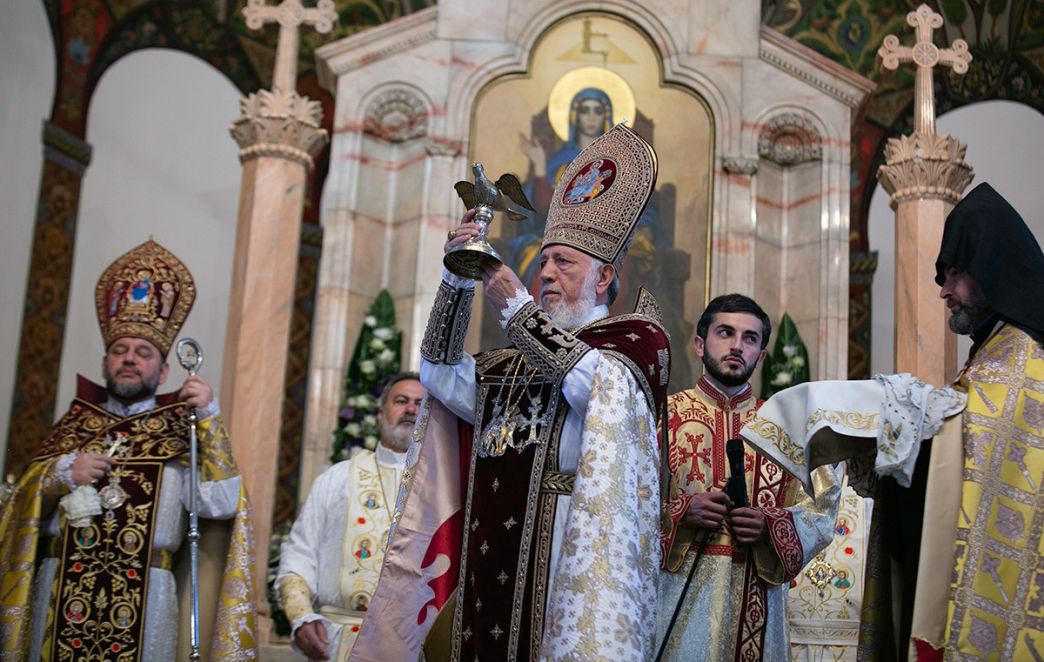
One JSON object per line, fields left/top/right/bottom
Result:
{"left": 935, "top": 182, "right": 1044, "bottom": 339}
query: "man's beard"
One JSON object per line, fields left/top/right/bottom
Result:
{"left": 947, "top": 289, "right": 991, "bottom": 335}
{"left": 380, "top": 415, "right": 416, "bottom": 451}
{"left": 543, "top": 265, "right": 598, "bottom": 330}
{"left": 703, "top": 352, "right": 757, "bottom": 388}
{"left": 104, "top": 366, "right": 160, "bottom": 403}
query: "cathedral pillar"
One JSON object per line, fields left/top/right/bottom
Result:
{"left": 223, "top": 89, "right": 328, "bottom": 605}
{"left": 876, "top": 4, "right": 973, "bottom": 384}
{"left": 877, "top": 133, "right": 971, "bottom": 383}
{"left": 3, "top": 122, "right": 91, "bottom": 477}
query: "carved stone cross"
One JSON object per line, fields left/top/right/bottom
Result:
{"left": 243, "top": 0, "right": 338, "bottom": 93}
{"left": 878, "top": 4, "right": 971, "bottom": 136}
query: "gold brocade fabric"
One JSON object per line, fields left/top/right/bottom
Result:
{"left": 199, "top": 412, "right": 258, "bottom": 660}
{"left": 0, "top": 458, "right": 62, "bottom": 660}
{"left": 0, "top": 401, "right": 257, "bottom": 662}
{"left": 944, "top": 324, "right": 1044, "bottom": 660}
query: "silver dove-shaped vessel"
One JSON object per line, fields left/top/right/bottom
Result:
{"left": 453, "top": 163, "right": 535, "bottom": 222}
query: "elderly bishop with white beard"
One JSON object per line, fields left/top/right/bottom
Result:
{"left": 351, "top": 124, "right": 671, "bottom": 662}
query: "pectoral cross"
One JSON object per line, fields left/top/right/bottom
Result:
{"left": 104, "top": 431, "right": 126, "bottom": 458}
{"left": 878, "top": 4, "right": 971, "bottom": 136}
{"left": 243, "top": 0, "right": 338, "bottom": 93}
{"left": 523, "top": 396, "right": 544, "bottom": 443}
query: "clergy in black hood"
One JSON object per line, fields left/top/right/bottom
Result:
{"left": 935, "top": 182, "right": 1044, "bottom": 350}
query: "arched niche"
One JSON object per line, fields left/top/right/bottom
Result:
{"left": 469, "top": 12, "right": 714, "bottom": 392}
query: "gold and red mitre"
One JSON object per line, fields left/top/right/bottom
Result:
{"left": 94, "top": 239, "right": 195, "bottom": 356}
{"left": 542, "top": 123, "right": 658, "bottom": 270}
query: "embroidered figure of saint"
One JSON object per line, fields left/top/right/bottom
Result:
{"left": 355, "top": 538, "right": 372, "bottom": 559}
{"left": 159, "top": 282, "right": 175, "bottom": 318}
{"left": 66, "top": 599, "right": 86, "bottom": 624}
{"left": 108, "top": 282, "right": 125, "bottom": 317}
{"left": 127, "top": 269, "right": 153, "bottom": 311}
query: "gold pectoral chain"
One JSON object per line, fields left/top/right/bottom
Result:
{"left": 482, "top": 355, "right": 549, "bottom": 456}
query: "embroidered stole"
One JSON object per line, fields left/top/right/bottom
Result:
{"left": 40, "top": 398, "right": 188, "bottom": 662}
{"left": 332, "top": 452, "right": 395, "bottom": 658}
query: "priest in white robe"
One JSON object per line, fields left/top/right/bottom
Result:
{"left": 276, "top": 373, "right": 425, "bottom": 660}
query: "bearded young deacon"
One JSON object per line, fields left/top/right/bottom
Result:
{"left": 657, "top": 294, "right": 841, "bottom": 661}
{"left": 350, "top": 124, "right": 671, "bottom": 661}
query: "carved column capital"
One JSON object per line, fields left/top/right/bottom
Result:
{"left": 229, "top": 89, "right": 329, "bottom": 169}
{"left": 876, "top": 132, "right": 974, "bottom": 207}
{"left": 757, "top": 113, "right": 822, "bottom": 166}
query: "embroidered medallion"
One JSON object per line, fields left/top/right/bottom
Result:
{"left": 562, "top": 158, "right": 617, "bottom": 205}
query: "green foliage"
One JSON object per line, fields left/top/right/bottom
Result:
{"left": 329, "top": 289, "right": 403, "bottom": 464}
{"left": 941, "top": 0, "right": 968, "bottom": 25}
{"left": 759, "top": 313, "right": 811, "bottom": 399}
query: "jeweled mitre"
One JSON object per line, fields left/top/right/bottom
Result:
{"left": 94, "top": 239, "right": 195, "bottom": 355}
{"left": 542, "top": 123, "right": 658, "bottom": 270}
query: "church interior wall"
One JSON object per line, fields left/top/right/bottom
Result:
{"left": 51, "top": 49, "right": 240, "bottom": 421}
{"left": 868, "top": 100, "right": 1044, "bottom": 377}
{"left": 0, "top": 0, "right": 54, "bottom": 473}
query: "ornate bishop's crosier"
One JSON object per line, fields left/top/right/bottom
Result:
{"left": 447, "top": 163, "right": 534, "bottom": 279}
{"left": 176, "top": 338, "right": 204, "bottom": 662}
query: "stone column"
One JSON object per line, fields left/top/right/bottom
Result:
{"left": 877, "top": 133, "right": 972, "bottom": 383}
{"left": 224, "top": 89, "right": 328, "bottom": 604}
{"left": 876, "top": 3, "right": 973, "bottom": 385}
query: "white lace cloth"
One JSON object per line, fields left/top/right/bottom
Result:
{"left": 739, "top": 374, "right": 966, "bottom": 497}
{"left": 872, "top": 373, "right": 967, "bottom": 487}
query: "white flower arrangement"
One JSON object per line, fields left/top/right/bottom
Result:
{"left": 333, "top": 289, "right": 403, "bottom": 463}
{"left": 771, "top": 371, "right": 793, "bottom": 386}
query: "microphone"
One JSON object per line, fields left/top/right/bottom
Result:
{"left": 724, "top": 439, "right": 748, "bottom": 508}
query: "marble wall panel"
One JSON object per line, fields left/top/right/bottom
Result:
{"left": 349, "top": 212, "right": 387, "bottom": 295}
{"left": 784, "top": 241, "right": 823, "bottom": 378}
{"left": 753, "top": 240, "right": 783, "bottom": 321}
{"left": 392, "top": 141, "right": 428, "bottom": 222}
{"left": 388, "top": 217, "right": 422, "bottom": 299}
{"left": 756, "top": 160, "right": 785, "bottom": 247}
{"left": 787, "top": 160, "right": 827, "bottom": 243}
{"left": 688, "top": 0, "right": 760, "bottom": 56}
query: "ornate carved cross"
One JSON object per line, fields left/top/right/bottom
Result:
{"left": 243, "top": 0, "right": 338, "bottom": 93}
{"left": 878, "top": 4, "right": 971, "bottom": 136}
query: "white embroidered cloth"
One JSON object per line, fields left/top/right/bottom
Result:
{"left": 740, "top": 374, "right": 965, "bottom": 497}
